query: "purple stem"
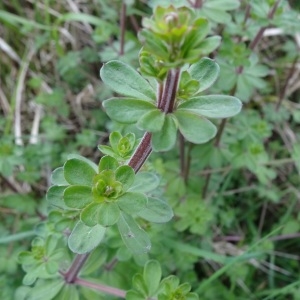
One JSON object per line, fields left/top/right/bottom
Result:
{"left": 75, "top": 278, "right": 126, "bottom": 298}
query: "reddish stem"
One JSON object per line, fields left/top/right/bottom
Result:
{"left": 75, "top": 278, "right": 126, "bottom": 298}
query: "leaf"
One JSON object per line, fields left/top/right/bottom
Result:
{"left": 129, "top": 172, "right": 160, "bottom": 193}
{"left": 151, "top": 115, "right": 177, "bottom": 152}
{"left": 100, "top": 60, "right": 156, "bottom": 101}
{"left": 55, "top": 284, "right": 80, "bottom": 300}
{"left": 174, "top": 110, "right": 217, "bottom": 144}
{"left": 205, "top": 0, "right": 240, "bottom": 10}
{"left": 177, "top": 95, "right": 242, "bottom": 118}
{"left": 109, "top": 131, "right": 122, "bottom": 151}
{"left": 46, "top": 186, "right": 68, "bottom": 209}
{"left": 63, "top": 186, "right": 93, "bottom": 209}
{"left": 64, "top": 158, "right": 97, "bottom": 186}
{"left": 126, "top": 290, "right": 144, "bottom": 300}
{"left": 81, "top": 203, "right": 100, "bottom": 227}
{"left": 194, "top": 36, "right": 221, "bottom": 56}
{"left": 97, "top": 202, "right": 120, "bottom": 226}
{"left": 137, "top": 109, "right": 165, "bottom": 132}
{"left": 143, "top": 260, "right": 162, "bottom": 295}
{"left": 68, "top": 220, "right": 106, "bottom": 254}
{"left": 25, "top": 279, "right": 64, "bottom": 300}
{"left": 66, "top": 154, "right": 98, "bottom": 171}
{"left": 99, "top": 155, "right": 119, "bottom": 171}
{"left": 51, "top": 167, "right": 68, "bottom": 186}
{"left": 189, "top": 58, "right": 220, "bottom": 93}
{"left": 137, "top": 197, "right": 173, "bottom": 223}
{"left": 117, "top": 192, "right": 148, "bottom": 214}
{"left": 115, "top": 165, "right": 135, "bottom": 191}
{"left": 117, "top": 213, "right": 151, "bottom": 253}
{"left": 103, "top": 98, "right": 155, "bottom": 123}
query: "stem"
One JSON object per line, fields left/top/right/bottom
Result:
{"left": 129, "top": 15, "right": 140, "bottom": 33}
{"left": 158, "top": 69, "right": 181, "bottom": 113}
{"left": 75, "top": 278, "right": 126, "bottom": 298}
{"left": 249, "top": 0, "right": 281, "bottom": 51}
{"left": 128, "top": 132, "right": 152, "bottom": 173}
{"left": 276, "top": 55, "right": 299, "bottom": 111}
{"left": 194, "top": 0, "right": 203, "bottom": 8}
{"left": 63, "top": 254, "right": 90, "bottom": 283}
{"left": 119, "top": 1, "right": 126, "bottom": 55}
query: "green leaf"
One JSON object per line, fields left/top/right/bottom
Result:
{"left": 100, "top": 60, "right": 156, "bottom": 101}
{"left": 129, "top": 172, "right": 160, "bottom": 193}
{"left": 126, "top": 290, "right": 144, "bottom": 300}
{"left": 174, "top": 110, "right": 217, "bottom": 144}
{"left": 177, "top": 95, "right": 242, "bottom": 118}
{"left": 97, "top": 202, "right": 120, "bottom": 226}
{"left": 63, "top": 186, "right": 93, "bottom": 209}
{"left": 103, "top": 98, "right": 155, "bottom": 123}
{"left": 67, "top": 154, "right": 98, "bottom": 171}
{"left": 81, "top": 203, "right": 100, "bottom": 227}
{"left": 110, "top": 131, "right": 122, "bottom": 151}
{"left": 99, "top": 155, "right": 119, "bottom": 171}
{"left": 143, "top": 260, "right": 162, "bottom": 295}
{"left": 68, "top": 220, "right": 106, "bottom": 254}
{"left": 205, "top": 0, "right": 240, "bottom": 10}
{"left": 46, "top": 186, "right": 68, "bottom": 209}
{"left": 117, "top": 213, "right": 151, "bottom": 253}
{"left": 132, "top": 273, "right": 148, "bottom": 295}
{"left": 56, "top": 284, "right": 80, "bottom": 300}
{"left": 189, "top": 58, "right": 220, "bottom": 93}
{"left": 152, "top": 115, "right": 177, "bottom": 152}
{"left": 117, "top": 192, "right": 148, "bottom": 214}
{"left": 193, "top": 36, "right": 221, "bottom": 56}
{"left": 137, "top": 109, "right": 165, "bottom": 132}
{"left": 25, "top": 279, "right": 64, "bottom": 300}
{"left": 51, "top": 167, "right": 68, "bottom": 186}
{"left": 64, "top": 158, "right": 97, "bottom": 186}
{"left": 137, "top": 197, "right": 173, "bottom": 223}
{"left": 115, "top": 165, "right": 135, "bottom": 191}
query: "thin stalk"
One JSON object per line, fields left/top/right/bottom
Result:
{"left": 63, "top": 254, "right": 90, "bottom": 283}
{"left": 276, "top": 55, "right": 299, "bottom": 111}
{"left": 129, "top": 15, "right": 140, "bottom": 32}
{"left": 249, "top": 0, "right": 281, "bottom": 51}
{"left": 119, "top": 1, "right": 126, "bottom": 55}
{"left": 75, "top": 278, "right": 126, "bottom": 298}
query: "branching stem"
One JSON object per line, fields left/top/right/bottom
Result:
{"left": 63, "top": 68, "right": 181, "bottom": 291}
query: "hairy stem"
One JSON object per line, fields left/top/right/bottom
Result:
{"left": 63, "top": 254, "right": 90, "bottom": 283}
{"left": 128, "top": 132, "right": 152, "bottom": 173}
{"left": 158, "top": 68, "right": 181, "bottom": 113}
{"left": 75, "top": 278, "right": 126, "bottom": 298}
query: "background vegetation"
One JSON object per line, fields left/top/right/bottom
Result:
{"left": 0, "top": 0, "right": 300, "bottom": 299}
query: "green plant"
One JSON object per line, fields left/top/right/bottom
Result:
{"left": 15, "top": 4, "right": 243, "bottom": 299}
{"left": 1, "top": 0, "right": 300, "bottom": 299}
